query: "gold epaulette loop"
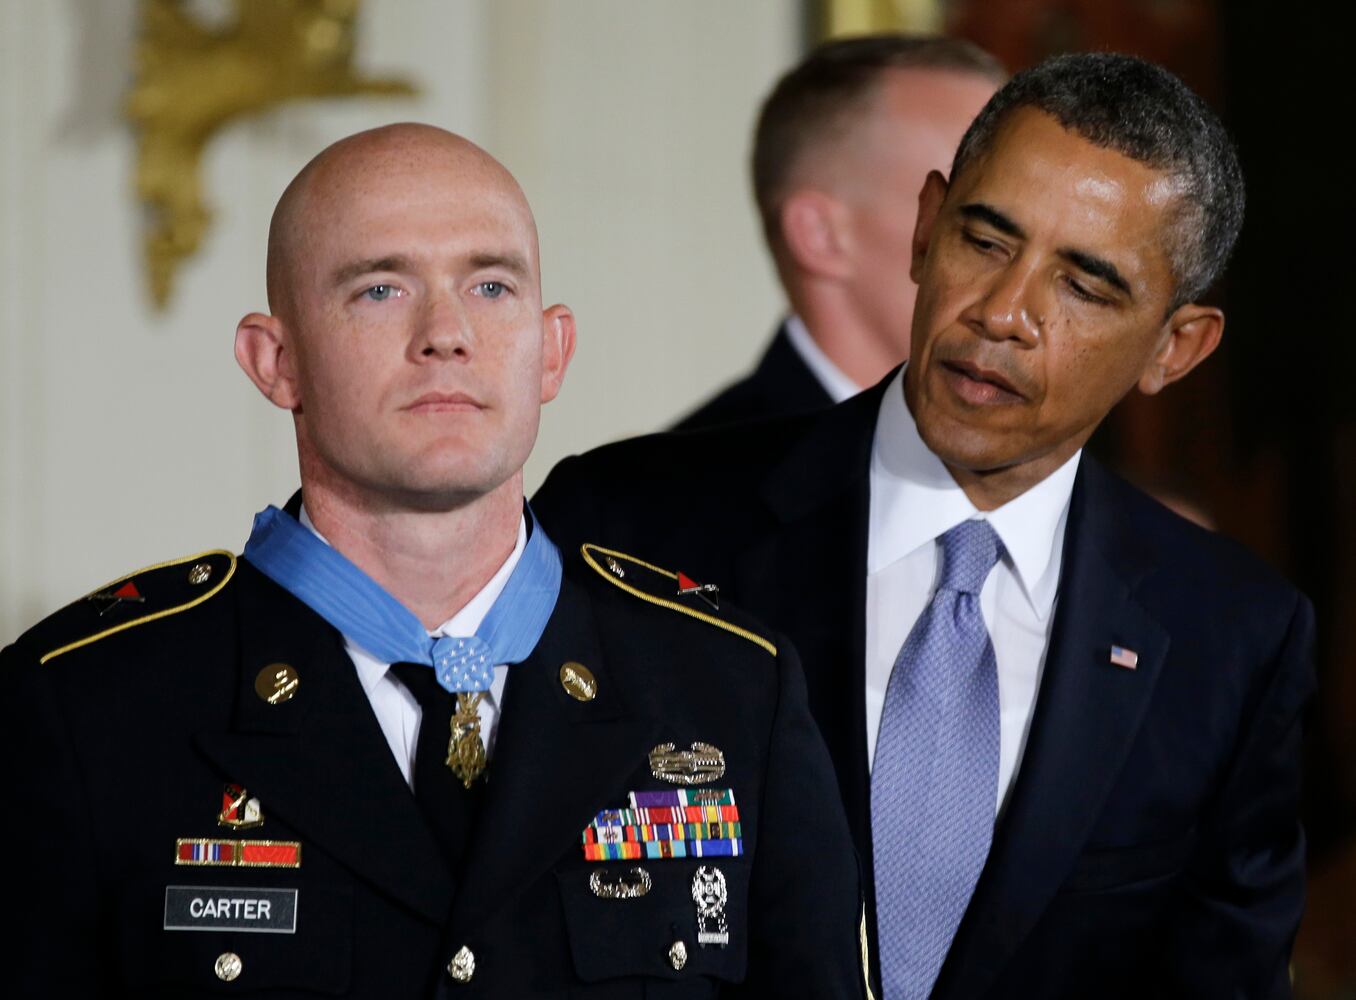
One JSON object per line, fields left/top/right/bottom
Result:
{"left": 41, "top": 550, "right": 237, "bottom": 664}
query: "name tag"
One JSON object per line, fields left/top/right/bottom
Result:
{"left": 164, "top": 886, "right": 298, "bottom": 934}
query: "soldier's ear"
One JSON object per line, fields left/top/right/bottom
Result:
{"left": 235, "top": 312, "right": 302, "bottom": 411}
{"left": 779, "top": 189, "right": 854, "bottom": 282}
{"left": 539, "top": 303, "right": 576, "bottom": 405}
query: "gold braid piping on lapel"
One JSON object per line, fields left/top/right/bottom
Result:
{"left": 580, "top": 543, "right": 777, "bottom": 657}
{"left": 40, "top": 550, "right": 237, "bottom": 664}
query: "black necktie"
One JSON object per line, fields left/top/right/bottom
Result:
{"left": 389, "top": 663, "right": 483, "bottom": 872}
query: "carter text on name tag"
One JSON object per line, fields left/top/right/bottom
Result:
{"left": 164, "top": 885, "right": 298, "bottom": 933}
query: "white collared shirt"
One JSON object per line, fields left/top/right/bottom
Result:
{"left": 299, "top": 506, "right": 526, "bottom": 788}
{"left": 784, "top": 314, "right": 863, "bottom": 404}
{"left": 866, "top": 367, "right": 1081, "bottom": 813}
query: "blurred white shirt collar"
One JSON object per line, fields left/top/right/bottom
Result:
{"left": 784, "top": 314, "right": 862, "bottom": 404}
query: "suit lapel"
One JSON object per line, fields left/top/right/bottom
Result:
{"left": 195, "top": 562, "right": 455, "bottom": 925}
{"left": 936, "top": 461, "right": 1170, "bottom": 998}
{"left": 450, "top": 576, "right": 661, "bottom": 934}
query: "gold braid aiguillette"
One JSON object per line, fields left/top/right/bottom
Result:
{"left": 447, "top": 692, "right": 487, "bottom": 788}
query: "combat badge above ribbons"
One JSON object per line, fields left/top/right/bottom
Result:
{"left": 650, "top": 741, "right": 725, "bottom": 785}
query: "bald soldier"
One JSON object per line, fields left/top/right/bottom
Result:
{"left": 1, "top": 124, "right": 865, "bottom": 998}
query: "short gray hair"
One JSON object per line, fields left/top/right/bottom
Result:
{"left": 951, "top": 53, "right": 1245, "bottom": 308}
{"left": 753, "top": 34, "right": 1007, "bottom": 246}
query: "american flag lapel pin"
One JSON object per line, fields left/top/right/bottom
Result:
{"left": 1109, "top": 645, "right": 1139, "bottom": 670}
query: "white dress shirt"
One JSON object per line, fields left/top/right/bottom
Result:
{"left": 784, "top": 314, "right": 863, "bottom": 404}
{"left": 299, "top": 506, "right": 527, "bottom": 787}
{"left": 866, "top": 367, "right": 1081, "bottom": 813}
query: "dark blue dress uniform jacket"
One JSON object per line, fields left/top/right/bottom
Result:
{"left": 1, "top": 536, "right": 866, "bottom": 998}
{"left": 535, "top": 370, "right": 1316, "bottom": 1000}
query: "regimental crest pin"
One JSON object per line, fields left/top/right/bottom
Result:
{"left": 218, "top": 783, "right": 264, "bottom": 829}
{"left": 676, "top": 571, "right": 720, "bottom": 611}
{"left": 650, "top": 741, "right": 726, "bottom": 785}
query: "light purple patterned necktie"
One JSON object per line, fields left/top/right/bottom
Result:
{"left": 872, "top": 519, "right": 1003, "bottom": 999}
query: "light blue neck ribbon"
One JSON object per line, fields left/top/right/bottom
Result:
{"left": 243, "top": 504, "right": 561, "bottom": 693}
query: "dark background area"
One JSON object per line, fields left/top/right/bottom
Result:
{"left": 817, "top": 0, "right": 1352, "bottom": 992}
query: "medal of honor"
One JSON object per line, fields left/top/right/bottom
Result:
{"left": 446, "top": 692, "right": 486, "bottom": 788}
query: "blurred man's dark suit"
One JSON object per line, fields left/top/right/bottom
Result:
{"left": 671, "top": 322, "right": 834, "bottom": 431}
{"left": 536, "top": 370, "right": 1314, "bottom": 999}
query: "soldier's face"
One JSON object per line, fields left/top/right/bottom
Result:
{"left": 905, "top": 108, "right": 1184, "bottom": 487}
{"left": 281, "top": 144, "right": 570, "bottom": 510}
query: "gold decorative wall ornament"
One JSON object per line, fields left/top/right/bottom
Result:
{"left": 822, "top": 0, "right": 944, "bottom": 38}
{"left": 126, "top": 0, "right": 416, "bottom": 308}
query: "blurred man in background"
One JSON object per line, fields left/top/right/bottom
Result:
{"left": 674, "top": 34, "right": 1005, "bottom": 430}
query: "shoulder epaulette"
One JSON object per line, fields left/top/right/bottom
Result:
{"left": 39, "top": 550, "right": 237, "bottom": 664}
{"left": 580, "top": 543, "right": 776, "bottom": 656}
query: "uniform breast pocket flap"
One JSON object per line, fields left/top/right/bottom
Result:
{"left": 557, "top": 860, "right": 749, "bottom": 986}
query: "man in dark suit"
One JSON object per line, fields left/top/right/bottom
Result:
{"left": 674, "top": 35, "right": 1004, "bottom": 431}
{"left": 1, "top": 124, "right": 865, "bottom": 998}
{"left": 538, "top": 55, "right": 1313, "bottom": 998}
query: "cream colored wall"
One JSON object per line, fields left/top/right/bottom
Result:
{"left": 0, "top": 0, "right": 797, "bottom": 641}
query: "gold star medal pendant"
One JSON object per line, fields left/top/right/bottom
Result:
{"left": 427, "top": 518, "right": 564, "bottom": 789}
{"left": 435, "top": 636, "right": 496, "bottom": 788}
{"left": 447, "top": 692, "right": 487, "bottom": 788}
